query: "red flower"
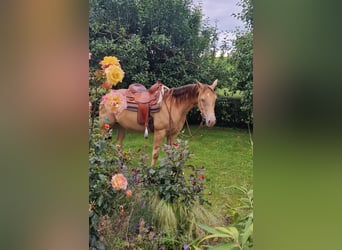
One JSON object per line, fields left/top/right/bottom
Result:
{"left": 200, "top": 174, "right": 205, "bottom": 180}
{"left": 173, "top": 143, "right": 179, "bottom": 148}
{"left": 104, "top": 124, "right": 110, "bottom": 130}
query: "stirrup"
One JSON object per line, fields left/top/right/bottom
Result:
{"left": 144, "top": 126, "right": 148, "bottom": 138}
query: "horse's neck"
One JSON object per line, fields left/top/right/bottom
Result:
{"left": 170, "top": 95, "right": 197, "bottom": 119}
{"left": 182, "top": 98, "right": 197, "bottom": 113}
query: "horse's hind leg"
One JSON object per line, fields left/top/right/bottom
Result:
{"left": 151, "top": 129, "right": 166, "bottom": 166}
{"left": 99, "top": 109, "right": 116, "bottom": 137}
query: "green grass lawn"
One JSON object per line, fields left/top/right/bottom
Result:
{"left": 114, "top": 125, "right": 253, "bottom": 215}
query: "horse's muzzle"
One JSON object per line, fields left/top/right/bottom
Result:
{"left": 204, "top": 114, "right": 216, "bottom": 127}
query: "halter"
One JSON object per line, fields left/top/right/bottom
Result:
{"left": 196, "top": 84, "right": 217, "bottom": 120}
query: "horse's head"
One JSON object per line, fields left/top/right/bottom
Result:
{"left": 196, "top": 79, "right": 218, "bottom": 127}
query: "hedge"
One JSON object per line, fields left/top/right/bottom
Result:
{"left": 187, "top": 96, "right": 251, "bottom": 128}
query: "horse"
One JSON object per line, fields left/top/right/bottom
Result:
{"left": 99, "top": 79, "right": 218, "bottom": 166}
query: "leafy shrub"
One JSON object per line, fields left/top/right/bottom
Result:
{"left": 137, "top": 140, "right": 217, "bottom": 242}
{"left": 88, "top": 125, "right": 138, "bottom": 249}
{"left": 141, "top": 140, "right": 207, "bottom": 206}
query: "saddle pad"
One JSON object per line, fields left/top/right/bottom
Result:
{"left": 126, "top": 103, "right": 161, "bottom": 113}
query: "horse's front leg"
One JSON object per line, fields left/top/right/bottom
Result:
{"left": 167, "top": 134, "right": 176, "bottom": 145}
{"left": 116, "top": 125, "right": 126, "bottom": 147}
{"left": 151, "top": 129, "right": 166, "bottom": 166}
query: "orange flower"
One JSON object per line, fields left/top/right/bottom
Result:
{"left": 126, "top": 189, "right": 132, "bottom": 197}
{"left": 101, "top": 81, "right": 112, "bottom": 90}
{"left": 111, "top": 174, "right": 128, "bottom": 190}
{"left": 104, "top": 124, "right": 110, "bottom": 130}
{"left": 100, "top": 56, "right": 121, "bottom": 69}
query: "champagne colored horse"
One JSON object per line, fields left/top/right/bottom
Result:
{"left": 99, "top": 80, "right": 218, "bottom": 166}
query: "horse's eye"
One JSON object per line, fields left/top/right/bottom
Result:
{"left": 201, "top": 98, "right": 206, "bottom": 106}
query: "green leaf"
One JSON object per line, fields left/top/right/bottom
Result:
{"left": 199, "top": 224, "right": 224, "bottom": 235}
{"left": 199, "top": 234, "right": 233, "bottom": 244}
{"left": 220, "top": 226, "right": 240, "bottom": 241}
{"left": 241, "top": 223, "right": 253, "bottom": 246}
{"left": 215, "top": 226, "right": 232, "bottom": 234}
{"left": 99, "top": 140, "right": 106, "bottom": 150}
{"left": 97, "top": 194, "right": 104, "bottom": 207}
{"left": 209, "top": 242, "right": 238, "bottom": 250}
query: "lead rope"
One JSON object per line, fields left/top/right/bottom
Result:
{"left": 183, "top": 87, "right": 204, "bottom": 138}
{"left": 185, "top": 87, "right": 204, "bottom": 138}
{"left": 183, "top": 115, "right": 204, "bottom": 139}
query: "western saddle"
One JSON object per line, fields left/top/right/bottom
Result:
{"left": 126, "top": 80, "right": 164, "bottom": 138}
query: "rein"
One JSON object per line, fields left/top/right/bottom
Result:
{"left": 164, "top": 90, "right": 174, "bottom": 144}
{"left": 163, "top": 83, "right": 214, "bottom": 140}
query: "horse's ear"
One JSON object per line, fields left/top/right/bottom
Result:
{"left": 195, "top": 80, "right": 203, "bottom": 88}
{"left": 210, "top": 79, "right": 218, "bottom": 90}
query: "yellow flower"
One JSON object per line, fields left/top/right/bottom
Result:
{"left": 100, "top": 56, "right": 120, "bottom": 69}
{"left": 105, "top": 65, "right": 124, "bottom": 86}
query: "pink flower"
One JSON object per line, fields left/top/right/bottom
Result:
{"left": 111, "top": 174, "right": 128, "bottom": 190}
{"left": 89, "top": 52, "right": 92, "bottom": 60}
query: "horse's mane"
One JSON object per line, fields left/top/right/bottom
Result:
{"left": 164, "top": 84, "right": 199, "bottom": 104}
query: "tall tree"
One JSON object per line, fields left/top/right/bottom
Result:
{"left": 231, "top": 0, "right": 253, "bottom": 124}
{"left": 89, "top": 0, "right": 218, "bottom": 88}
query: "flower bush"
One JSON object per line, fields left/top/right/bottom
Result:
{"left": 88, "top": 126, "right": 137, "bottom": 249}
{"left": 141, "top": 139, "right": 208, "bottom": 207}
{"left": 89, "top": 125, "right": 217, "bottom": 249}
{"left": 134, "top": 139, "right": 218, "bottom": 241}
{"left": 89, "top": 55, "right": 125, "bottom": 132}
